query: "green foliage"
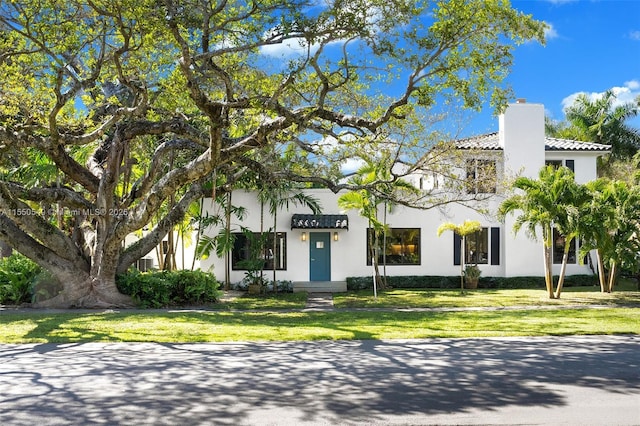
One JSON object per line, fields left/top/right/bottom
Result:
{"left": 0, "top": 254, "right": 42, "bottom": 305}
{"left": 0, "top": 0, "right": 545, "bottom": 308}
{"left": 347, "top": 274, "right": 598, "bottom": 291}
{"left": 464, "top": 265, "right": 482, "bottom": 280}
{"left": 116, "top": 270, "right": 221, "bottom": 308}
{"left": 437, "top": 220, "right": 482, "bottom": 237}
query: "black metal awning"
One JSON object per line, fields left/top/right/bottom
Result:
{"left": 291, "top": 214, "right": 349, "bottom": 230}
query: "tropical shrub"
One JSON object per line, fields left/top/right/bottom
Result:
{"left": 0, "top": 254, "right": 41, "bottom": 305}
{"left": 346, "top": 274, "right": 598, "bottom": 290}
{"left": 116, "top": 270, "right": 221, "bottom": 308}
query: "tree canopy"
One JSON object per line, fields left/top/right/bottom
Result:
{"left": 0, "top": 0, "right": 545, "bottom": 307}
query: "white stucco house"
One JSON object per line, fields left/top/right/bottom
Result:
{"left": 189, "top": 101, "right": 611, "bottom": 291}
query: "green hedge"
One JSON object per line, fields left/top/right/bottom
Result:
{"left": 346, "top": 274, "right": 599, "bottom": 290}
{"left": 117, "top": 269, "right": 222, "bottom": 308}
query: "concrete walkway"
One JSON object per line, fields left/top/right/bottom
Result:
{"left": 303, "top": 292, "right": 335, "bottom": 310}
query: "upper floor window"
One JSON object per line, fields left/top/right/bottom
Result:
{"left": 466, "top": 159, "right": 497, "bottom": 194}
{"left": 367, "top": 228, "right": 421, "bottom": 265}
{"left": 546, "top": 159, "right": 575, "bottom": 173}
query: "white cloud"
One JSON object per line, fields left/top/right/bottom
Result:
{"left": 341, "top": 157, "right": 366, "bottom": 175}
{"left": 630, "top": 30, "right": 640, "bottom": 41}
{"left": 561, "top": 80, "right": 640, "bottom": 111}
{"left": 260, "top": 37, "right": 318, "bottom": 58}
{"left": 544, "top": 23, "right": 559, "bottom": 41}
{"left": 626, "top": 80, "right": 640, "bottom": 90}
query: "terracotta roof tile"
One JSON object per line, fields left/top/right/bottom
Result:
{"left": 454, "top": 133, "right": 611, "bottom": 152}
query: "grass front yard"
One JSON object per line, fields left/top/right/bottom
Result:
{"left": 333, "top": 286, "right": 640, "bottom": 309}
{"left": 1, "top": 307, "right": 639, "bottom": 344}
{"left": 2, "top": 285, "right": 639, "bottom": 344}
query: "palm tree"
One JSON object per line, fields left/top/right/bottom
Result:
{"left": 436, "top": 220, "right": 482, "bottom": 292}
{"left": 579, "top": 179, "right": 640, "bottom": 292}
{"left": 499, "top": 165, "right": 582, "bottom": 299}
{"left": 338, "top": 157, "right": 418, "bottom": 296}
{"left": 262, "top": 183, "right": 321, "bottom": 292}
{"left": 563, "top": 91, "right": 640, "bottom": 161}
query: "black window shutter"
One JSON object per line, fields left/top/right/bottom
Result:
{"left": 453, "top": 233, "right": 461, "bottom": 265}
{"left": 491, "top": 227, "right": 500, "bottom": 265}
{"left": 565, "top": 160, "right": 575, "bottom": 173}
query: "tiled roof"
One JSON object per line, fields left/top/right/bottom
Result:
{"left": 455, "top": 133, "right": 502, "bottom": 150}
{"left": 455, "top": 132, "right": 611, "bottom": 152}
{"left": 544, "top": 137, "right": 611, "bottom": 151}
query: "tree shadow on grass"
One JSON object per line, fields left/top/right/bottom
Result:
{"left": 1, "top": 334, "right": 639, "bottom": 425}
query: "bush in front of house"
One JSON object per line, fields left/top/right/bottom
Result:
{"left": 116, "top": 269, "right": 221, "bottom": 308}
{"left": 347, "top": 275, "right": 459, "bottom": 290}
{"left": 230, "top": 279, "right": 294, "bottom": 293}
{"left": 347, "top": 274, "right": 598, "bottom": 290}
{"left": 0, "top": 253, "right": 42, "bottom": 305}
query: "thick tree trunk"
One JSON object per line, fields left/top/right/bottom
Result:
{"left": 0, "top": 240, "right": 12, "bottom": 259}
{"left": 34, "top": 227, "right": 135, "bottom": 308}
{"left": 34, "top": 271, "right": 134, "bottom": 308}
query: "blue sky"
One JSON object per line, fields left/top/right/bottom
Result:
{"left": 464, "top": 0, "right": 640, "bottom": 137}
{"left": 258, "top": 0, "right": 639, "bottom": 143}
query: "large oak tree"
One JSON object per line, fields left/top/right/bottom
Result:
{"left": 0, "top": 0, "right": 544, "bottom": 307}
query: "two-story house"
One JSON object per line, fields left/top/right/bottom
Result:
{"left": 198, "top": 101, "right": 611, "bottom": 291}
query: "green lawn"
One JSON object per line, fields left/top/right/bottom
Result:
{"left": 2, "top": 285, "right": 639, "bottom": 344}
{"left": 333, "top": 286, "right": 640, "bottom": 309}
{"left": 215, "top": 291, "right": 307, "bottom": 310}
{"left": 1, "top": 308, "right": 639, "bottom": 343}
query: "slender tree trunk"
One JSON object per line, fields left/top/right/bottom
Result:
{"left": 181, "top": 228, "right": 185, "bottom": 270}
{"left": 166, "top": 230, "right": 176, "bottom": 270}
{"left": 259, "top": 199, "right": 265, "bottom": 285}
{"left": 607, "top": 261, "right": 617, "bottom": 293}
{"left": 224, "top": 192, "right": 232, "bottom": 290}
{"left": 596, "top": 250, "right": 607, "bottom": 293}
{"left": 272, "top": 209, "right": 278, "bottom": 293}
{"left": 542, "top": 227, "right": 554, "bottom": 298}
{"left": 554, "top": 250, "right": 569, "bottom": 299}
{"left": 191, "top": 200, "right": 202, "bottom": 271}
{"left": 460, "top": 235, "right": 465, "bottom": 292}
{"left": 382, "top": 203, "right": 388, "bottom": 289}
{"left": 373, "top": 232, "right": 383, "bottom": 290}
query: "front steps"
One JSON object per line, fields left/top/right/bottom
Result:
{"left": 293, "top": 281, "right": 347, "bottom": 293}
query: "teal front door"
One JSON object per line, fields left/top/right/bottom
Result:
{"left": 309, "top": 232, "right": 331, "bottom": 281}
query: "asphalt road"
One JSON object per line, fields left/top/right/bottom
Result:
{"left": 1, "top": 335, "right": 639, "bottom": 425}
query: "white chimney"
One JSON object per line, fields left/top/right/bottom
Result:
{"left": 499, "top": 102, "right": 545, "bottom": 179}
{"left": 500, "top": 101, "right": 546, "bottom": 278}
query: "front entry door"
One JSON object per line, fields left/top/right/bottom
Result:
{"left": 309, "top": 232, "right": 331, "bottom": 281}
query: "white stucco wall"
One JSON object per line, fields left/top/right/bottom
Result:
{"left": 199, "top": 188, "right": 594, "bottom": 283}
{"left": 196, "top": 102, "right": 603, "bottom": 284}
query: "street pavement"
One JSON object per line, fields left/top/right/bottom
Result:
{"left": 1, "top": 335, "right": 639, "bottom": 425}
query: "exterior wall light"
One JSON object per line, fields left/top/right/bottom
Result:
{"left": 301, "top": 232, "right": 307, "bottom": 242}
{"left": 333, "top": 232, "right": 339, "bottom": 241}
